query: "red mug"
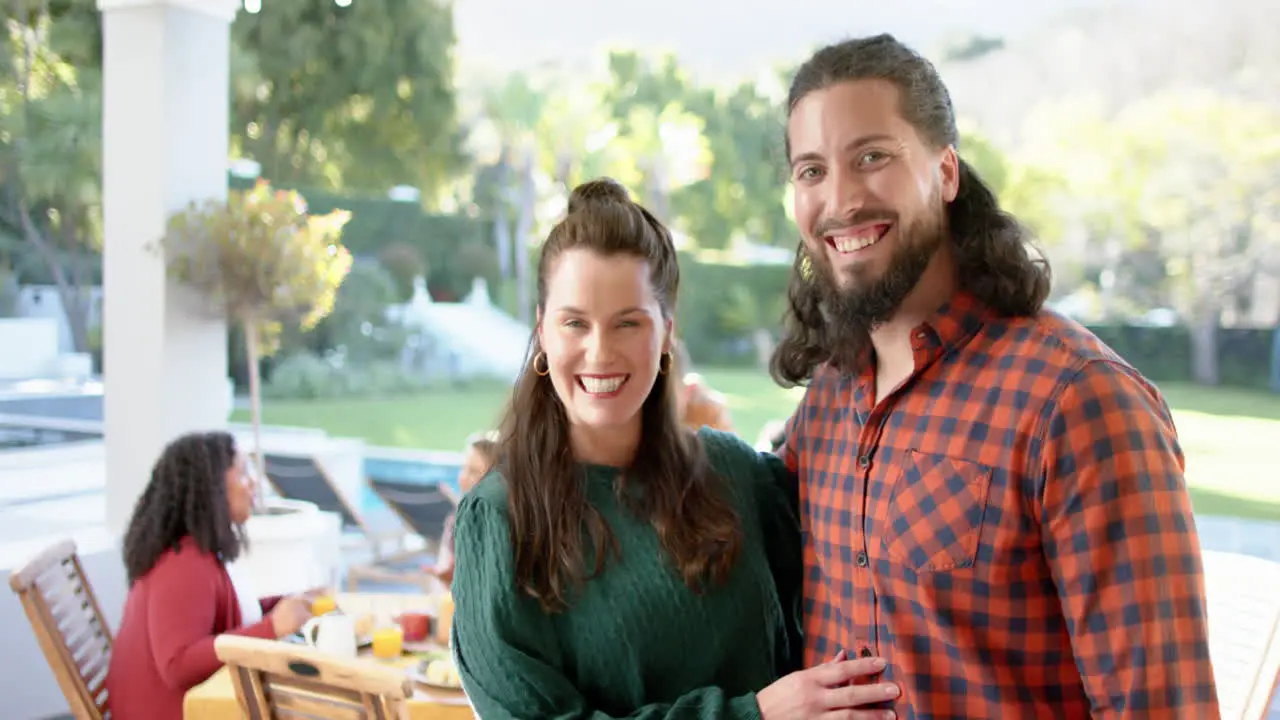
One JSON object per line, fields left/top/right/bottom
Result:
{"left": 397, "top": 612, "right": 433, "bottom": 643}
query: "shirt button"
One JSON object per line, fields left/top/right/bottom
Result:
{"left": 857, "top": 455, "right": 871, "bottom": 469}
{"left": 860, "top": 646, "right": 873, "bottom": 658}
{"left": 855, "top": 551, "right": 869, "bottom": 567}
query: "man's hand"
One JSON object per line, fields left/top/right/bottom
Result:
{"left": 756, "top": 652, "right": 900, "bottom": 720}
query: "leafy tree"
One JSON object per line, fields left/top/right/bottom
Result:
{"left": 676, "top": 76, "right": 791, "bottom": 250}
{"left": 958, "top": 125, "right": 1067, "bottom": 247}
{"left": 0, "top": 0, "right": 103, "bottom": 351}
{"left": 597, "top": 50, "right": 709, "bottom": 224}
{"left": 1021, "top": 91, "right": 1280, "bottom": 384}
{"left": 230, "top": 0, "right": 462, "bottom": 197}
{"left": 470, "top": 71, "right": 546, "bottom": 322}
{"left": 162, "top": 181, "right": 352, "bottom": 484}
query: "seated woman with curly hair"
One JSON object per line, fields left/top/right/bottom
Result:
{"left": 105, "top": 431, "right": 319, "bottom": 720}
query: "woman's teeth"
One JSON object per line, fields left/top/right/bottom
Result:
{"left": 578, "top": 375, "right": 628, "bottom": 394}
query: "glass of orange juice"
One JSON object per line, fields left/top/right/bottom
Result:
{"left": 434, "top": 592, "right": 454, "bottom": 645}
{"left": 371, "top": 625, "right": 403, "bottom": 659}
{"left": 311, "top": 595, "right": 337, "bottom": 616}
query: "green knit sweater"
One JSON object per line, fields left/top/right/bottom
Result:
{"left": 451, "top": 428, "right": 802, "bottom": 719}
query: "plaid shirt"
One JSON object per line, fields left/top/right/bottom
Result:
{"left": 780, "top": 291, "right": 1219, "bottom": 718}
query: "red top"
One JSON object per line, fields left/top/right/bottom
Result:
{"left": 105, "top": 537, "right": 280, "bottom": 720}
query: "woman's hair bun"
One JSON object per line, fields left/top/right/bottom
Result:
{"left": 567, "top": 177, "right": 631, "bottom": 214}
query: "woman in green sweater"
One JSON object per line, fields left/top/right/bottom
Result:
{"left": 450, "top": 178, "right": 900, "bottom": 719}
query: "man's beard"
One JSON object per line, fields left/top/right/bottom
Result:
{"left": 809, "top": 204, "right": 946, "bottom": 340}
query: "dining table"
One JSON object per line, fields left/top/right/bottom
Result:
{"left": 183, "top": 592, "right": 474, "bottom": 720}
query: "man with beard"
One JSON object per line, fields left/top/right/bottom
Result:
{"left": 772, "top": 35, "right": 1220, "bottom": 718}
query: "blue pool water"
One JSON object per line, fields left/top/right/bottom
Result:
{"left": 360, "top": 454, "right": 462, "bottom": 515}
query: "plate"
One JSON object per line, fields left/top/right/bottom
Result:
{"left": 407, "top": 654, "right": 464, "bottom": 694}
{"left": 407, "top": 668, "right": 465, "bottom": 694}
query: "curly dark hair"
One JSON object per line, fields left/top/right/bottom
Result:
{"left": 122, "top": 431, "right": 246, "bottom": 585}
{"left": 497, "top": 177, "right": 742, "bottom": 613}
{"left": 771, "top": 34, "right": 1052, "bottom": 386}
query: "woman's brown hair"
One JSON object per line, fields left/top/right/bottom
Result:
{"left": 496, "top": 177, "right": 743, "bottom": 613}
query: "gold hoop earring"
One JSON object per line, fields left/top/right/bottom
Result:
{"left": 533, "top": 351, "right": 550, "bottom": 377}
{"left": 658, "top": 352, "right": 672, "bottom": 375}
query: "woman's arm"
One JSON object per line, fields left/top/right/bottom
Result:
{"left": 146, "top": 554, "right": 276, "bottom": 691}
{"left": 452, "top": 493, "right": 765, "bottom": 720}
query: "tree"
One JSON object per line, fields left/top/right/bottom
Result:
{"left": 676, "top": 73, "right": 791, "bottom": 250}
{"left": 0, "top": 0, "right": 103, "bottom": 352}
{"left": 1020, "top": 91, "right": 1280, "bottom": 384}
{"left": 958, "top": 125, "right": 1067, "bottom": 248}
{"left": 230, "top": 0, "right": 462, "bottom": 197}
{"left": 162, "top": 181, "right": 352, "bottom": 490}
{"left": 597, "top": 50, "right": 709, "bottom": 226}
{"left": 1115, "top": 91, "right": 1280, "bottom": 384}
{"left": 470, "top": 71, "right": 546, "bottom": 324}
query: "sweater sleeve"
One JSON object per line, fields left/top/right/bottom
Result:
{"left": 697, "top": 428, "right": 804, "bottom": 676}
{"left": 754, "top": 450, "right": 804, "bottom": 675}
{"left": 452, "top": 492, "right": 765, "bottom": 720}
{"left": 146, "top": 553, "right": 276, "bottom": 691}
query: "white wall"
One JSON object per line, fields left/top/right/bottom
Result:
{"left": 0, "top": 318, "right": 60, "bottom": 380}
{"left": 14, "top": 286, "right": 103, "bottom": 355}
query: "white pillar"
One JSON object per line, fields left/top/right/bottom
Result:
{"left": 99, "top": 0, "right": 240, "bottom": 536}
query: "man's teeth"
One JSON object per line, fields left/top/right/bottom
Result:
{"left": 580, "top": 376, "right": 626, "bottom": 393}
{"left": 830, "top": 232, "right": 882, "bottom": 252}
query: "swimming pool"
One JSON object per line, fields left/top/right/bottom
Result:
{"left": 361, "top": 449, "right": 463, "bottom": 515}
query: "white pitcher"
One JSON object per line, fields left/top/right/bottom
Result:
{"left": 299, "top": 612, "right": 358, "bottom": 658}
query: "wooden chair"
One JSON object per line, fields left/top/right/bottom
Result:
{"left": 8, "top": 539, "right": 113, "bottom": 720}
{"left": 1202, "top": 549, "right": 1280, "bottom": 719}
{"left": 216, "top": 634, "right": 413, "bottom": 720}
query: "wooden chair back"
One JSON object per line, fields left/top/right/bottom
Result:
{"left": 8, "top": 539, "right": 113, "bottom": 719}
{"left": 1202, "top": 549, "right": 1280, "bottom": 719}
{"left": 216, "top": 634, "right": 413, "bottom": 720}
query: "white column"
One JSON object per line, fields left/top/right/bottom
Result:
{"left": 99, "top": 0, "right": 240, "bottom": 536}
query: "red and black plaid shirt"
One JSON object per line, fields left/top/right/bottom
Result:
{"left": 780, "top": 291, "right": 1219, "bottom": 718}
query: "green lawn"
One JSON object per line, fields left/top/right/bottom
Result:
{"left": 234, "top": 369, "right": 1280, "bottom": 521}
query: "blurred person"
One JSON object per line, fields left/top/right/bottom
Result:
{"left": 451, "top": 178, "right": 899, "bottom": 719}
{"left": 671, "top": 340, "right": 735, "bottom": 432}
{"left": 772, "top": 34, "right": 1219, "bottom": 717}
{"left": 106, "top": 431, "right": 322, "bottom": 720}
{"left": 428, "top": 431, "right": 499, "bottom": 586}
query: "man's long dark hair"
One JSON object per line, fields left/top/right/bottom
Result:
{"left": 122, "top": 431, "right": 245, "bottom": 585}
{"left": 771, "top": 34, "right": 1052, "bottom": 386}
{"left": 496, "top": 177, "right": 742, "bottom": 613}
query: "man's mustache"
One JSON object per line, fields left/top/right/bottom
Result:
{"left": 813, "top": 209, "right": 898, "bottom": 238}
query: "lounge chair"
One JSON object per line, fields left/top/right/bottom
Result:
{"left": 345, "top": 478, "right": 455, "bottom": 593}
{"left": 261, "top": 453, "right": 423, "bottom": 577}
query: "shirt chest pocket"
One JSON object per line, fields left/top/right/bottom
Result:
{"left": 879, "top": 450, "right": 993, "bottom": 573}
